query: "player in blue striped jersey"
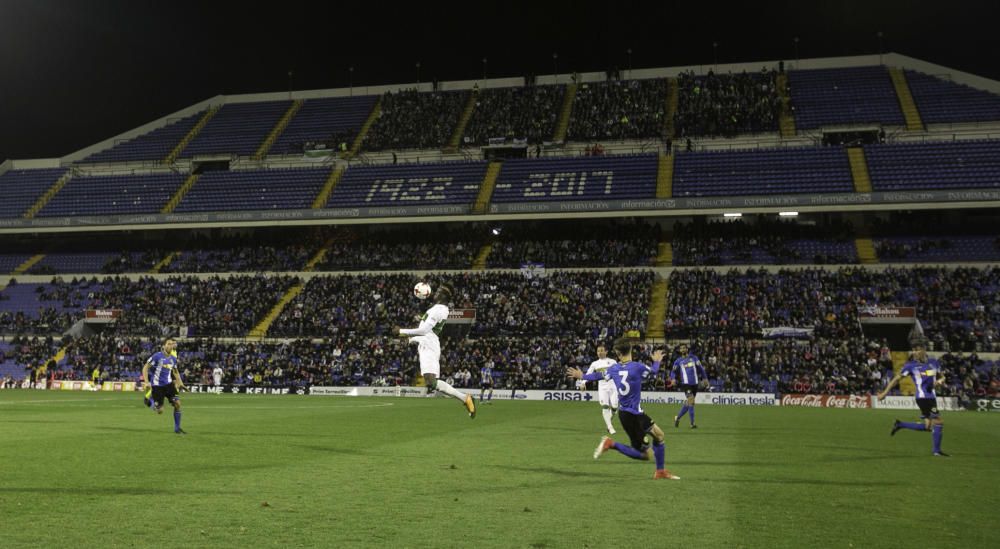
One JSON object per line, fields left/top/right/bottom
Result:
{"left": 877, "top": 338, "right": 948, "bottom": 456}
{"left": 141, "top": 338, "right": 187, "bottom": 435}
{"left": 567, "top": 338, "right": 680, "bottom": 480}
{"left": 670, "top": 343, "right": 707, "bottom": 429}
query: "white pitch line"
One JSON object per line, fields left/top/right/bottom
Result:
{"left": 0, "top": 397, "right": 122, "bottom": 405}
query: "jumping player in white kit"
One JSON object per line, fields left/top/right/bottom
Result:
{"left": 396, "top": 283, "right": 476, "bottom": 418}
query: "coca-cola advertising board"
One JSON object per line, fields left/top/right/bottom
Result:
{"left": 780, "top": 394, "right": 873, "bottom": 408}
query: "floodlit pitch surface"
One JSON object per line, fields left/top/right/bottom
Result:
{"left": 0, "top": 391, "right": 996, "bottom": 548}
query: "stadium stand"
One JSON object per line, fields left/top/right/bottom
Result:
{"left": 83, "top": 112, "right": 204, "bottom": 163}
{"left": 179, "top": 101, "right": 292, "bottom": 158}
{"left": 326, "top": 161, "right": 487, "bottom": 208}
{"left": 35, "top": 173, "right": 185, "bottom": 217}
{"left": 270, "top": 95, "right": 378, "bottom": 155}
{"left": 674, "top": 69, "right": 782, "bottom": 137}
{"left": 671, "top": 218, "right": 857, "bottom": 265}
{"left": 461, "top": 85, "right": 565, "bottom": 146}
{"left": 362, "top": 89, "right": 468, "bottom": 151}
{"left": 567, "top": 78, "right": 667, "bottom": 141}
{"left": 174, "top": 167, "right": 332, "bottom": 212}
{"left": 864, "top": 139, "right": 1000, "bottom": 190}
{"left": 491, "top": 154, "right": 658, "bottom": 202}
{"left": 0, "top": 168, "right": 68, "bottom": 218}
{"left": 672, "top": 146, "right": 854, "bottom": 196}
{"left": 905, "top": 70, "right": 1000, "bottom": 124}
{"left": 788, "top": 66, "right": 905, "bottom": 128}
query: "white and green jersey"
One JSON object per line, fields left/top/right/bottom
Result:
{"left": 586, "top": 358, "right": 617, "bottom": 390}
{"left": 400, "top": 303, "right": 449, "bottom": 348}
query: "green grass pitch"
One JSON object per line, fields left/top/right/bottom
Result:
{"left": 0, "top": 391, "right": 996, "bottom": 548}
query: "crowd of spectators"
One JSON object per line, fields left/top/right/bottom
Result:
{"left": 664, "top": 266, "right": 1000, "bottom": 353}
{"left": 673, "top": 68, "right": 782, "bottom": 138}
{"left": 21, "top": 275, "right": 299, "bottom": 337}
{"left": 363, "top": 89, "right": 468, "bottom": 151}
{"left": 567, "top": 78, "right": 667, "bottom": 141}
{"left": 7, "top": 331, "right": 997, "bottom": 403}
{"left": 671, "top": 218, "right": 855, "bottom": 266}
{"left": 874, "top": 238, "right": 955, "bottom": 261}
{"left": 462, "top": 85, "right": 564, "bottom": 146}
{"left": 316, "top": 226, "right": 481, "bottom": 271}
{"left": 486, "top": 219, "right": 659, "bottom": 268}
{"left": 268, "top": 270, "right": 652, "bottom": 340}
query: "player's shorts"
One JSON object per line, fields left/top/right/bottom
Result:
{"left": 481, "top": 377, "right": 494, "bottom": 388}
{"left": 151, "top": 384, "right": 179, "bottom": 407}
{"left": 597, "top": 382, "right": 619, "bottom": 409}
{"left": 680, "top": 384, "right": 699, "bottom": 398}
{"left": 916, "top": 398, "right": 940, "bottom": 419}
{"left": 417, "top": 344, "right": 441, "bottom": 377}
{"left": 618, "top": 410, "right": 656, "bottom": 451}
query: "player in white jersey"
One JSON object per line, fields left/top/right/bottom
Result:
{"left": 577, "top": 344, "right": 619, "bottom": 434}
{"left": 212, "top": 365, "right": 224, "bottom": 386}
{"left": 396, "top": 284, "right": 476, "bottom": 418}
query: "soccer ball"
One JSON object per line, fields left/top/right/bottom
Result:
{"left": 413, "top": 282, "right": 432, "bottom": 300}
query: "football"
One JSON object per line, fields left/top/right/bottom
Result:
{"left": 413, "top": 282, "right": 432, "bottom": 300}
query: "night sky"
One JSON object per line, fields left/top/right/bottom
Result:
{"left": 1, "top": 0, "right": 998, "bottom": 161}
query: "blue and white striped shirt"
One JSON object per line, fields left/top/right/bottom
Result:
{"left": 671, "top": 354, "right": 706, "bottom": 385}
{"left": 146, "top": 351, "right": 178, "bottom": 387}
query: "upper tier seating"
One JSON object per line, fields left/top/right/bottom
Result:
{"left": 180, "top": 101, "right": 292, "bottom": 158}
{"left": 567, "top": 79, "right": 667, "bottom": 141}
{"left": 175, "top": 167, "right": 331, "bottom": 212}
{"left": 35, "top": 173, "right": 185, "bottom": 217}
{"left": 83, "top": 112, "right": 203, "bottom": 163}
{"left": 363, "top": 90, "right": 468, "bottom": 151}
{"left": 672, "top": 147, "right": 854, "bottom": 196}
{"left": 905, "top": 70, "right": 1000, "bottom": 124}
{"left": 864, "top": 139, "right": 1000, "bottom": 190}
{"left": 271, "top": 96, "right": 377, "bottom": 155}
{"left": 462, "top": 85, "right": 564, "bottom": 146}
{"left": 789, "top": 67, "right": 904, "bottom": 129}
{"left": 0, "top": 168, "right": 68, "bottom": 218}
{"left": 491, "top": 154, "right": 658, "bottom": 202}
{"left": 327, "top": 161, "right": 487, "bottom": 208}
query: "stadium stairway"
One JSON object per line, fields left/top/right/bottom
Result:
{"left": 656, "top": 153, "right": 674, "bottom": 198}
{"left": 777, "top": 73, "right": 797, "bottom": 137}
{"left": 473, "top": 161, "right": 502, "bottom": 214}
{"left": 889, "top": 67, "right": 924, "bottom": 131}
{"left": 855, "top": 238, "right": 879, "bottom": 264}
{"left": 312, "top": 164, "right": 346, "bottom": 208}
{"left": 161, "top": 174, "right": 201, "bottom": 214}
{"left": 552, "top": 82, "right": 578, "bottom": 142}
{"left": 847, "top": 147, "right": 873, "bottom": 193}
{"left": 247, "top": 284, "right": 304, "bottom": 340}
{"left": 447, "top": 90, "right": 478, "bottom": 150}
{"left": 471, "top": 244, "right": 492, "bottom": 270}
{"left": 655, "top": 241, "right": 673, "bottom": 267}
{"left": 149, "top": 251, "right": 180, "bottom": 273}
{"left": 302, "top": 238, "right": 334, "bottom": 271}
{"left": 645, "top": 277, "right": 668, "bottom": 339}
{"left": 891, "top": 351, "right": 916, "bottom": 395}
{"left": 665, "top": 77, "right": 679, "bottom": 138}
{"left": 165, "top": 105, "right": 219, "bottom": 164}
{"left": 346, "top": 96, "right": 382, "bottom": 159}
{"left": 12, "top": 254, "right": 45, "bottom": 275}
{"left": 254, "top": 99, "right": 303, "bottom": 159}
{"left": 23, "top": 171, "right": 73, "bottom": 219}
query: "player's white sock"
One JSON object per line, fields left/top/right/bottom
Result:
{"left": 602, "top": 408, "right": 614, "bottom": 431}
{"left": 435, "top": 380, "right": 467, "bottom": 402}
